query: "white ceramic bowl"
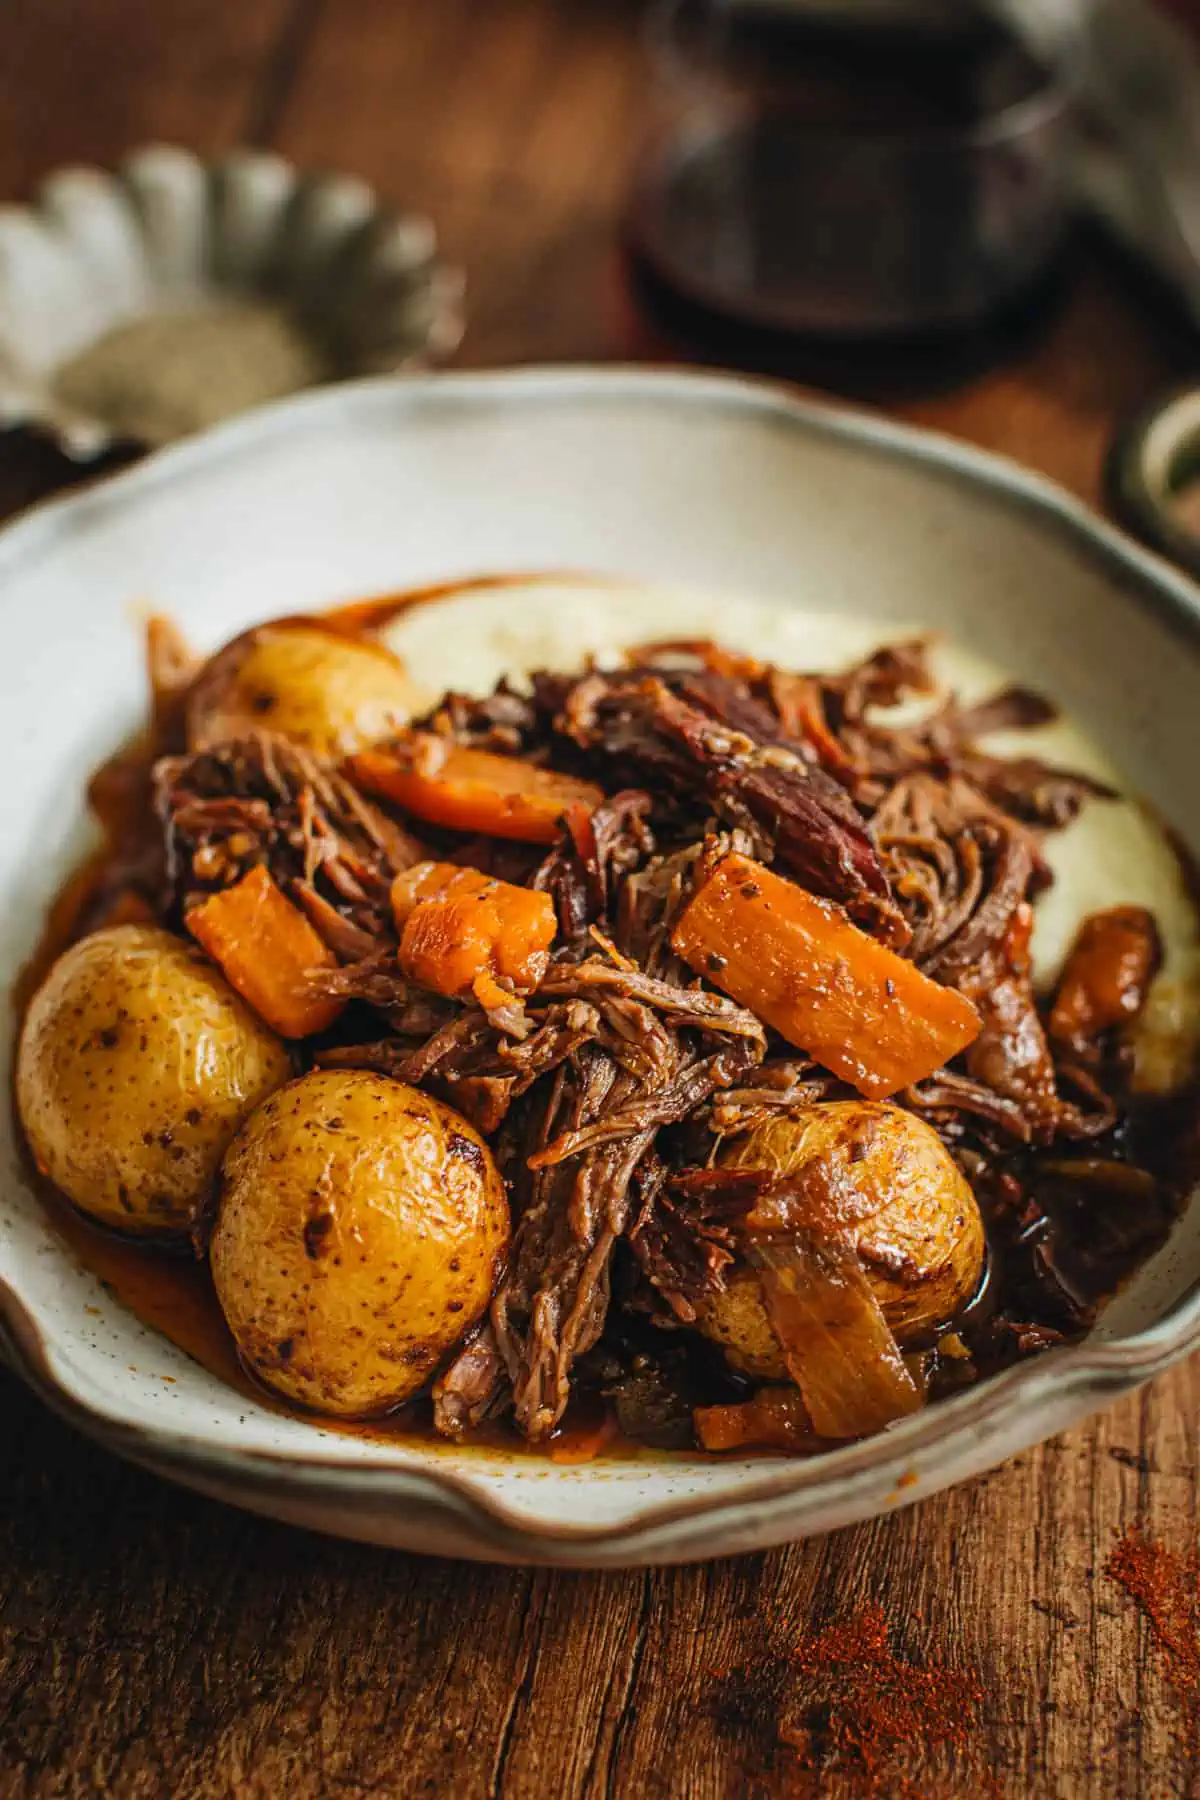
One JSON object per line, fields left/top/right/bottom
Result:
{"left": 2, "top": 368, "right": 1198, "bottom": 1566}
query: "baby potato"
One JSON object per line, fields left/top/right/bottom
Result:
{"left": 187, "top": 619, "right": 413, "bottom": 757}
{"left": 211, "top": 1070, "right": 510, "bottom": 1417}
{"left": 697, "top": 1102, "right": 985, "bottom": 1376}
{"left": 17, "top": 925, "right": 292, "bottom": 1239}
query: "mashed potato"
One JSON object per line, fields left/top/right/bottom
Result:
{"left": 382, "top": 576, "right": 1200, "bottom": 1095}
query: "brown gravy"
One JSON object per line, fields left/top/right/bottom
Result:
{"left": 34, "top": 1163, "right": 640, "bottom": 1461}
{"left": 41, "top": 1179, "right": 251, "bottom": 1396}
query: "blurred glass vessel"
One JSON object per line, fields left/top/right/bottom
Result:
{"left": 629, "top": 0, "right": 1076, "bottom": 338}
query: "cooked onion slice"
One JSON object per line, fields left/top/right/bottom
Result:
{"left": 671, "top": 851, "right": 980, "bottom": 1099}
{"left": 746, "top": 1235, "right": 924, "bottom": 1439}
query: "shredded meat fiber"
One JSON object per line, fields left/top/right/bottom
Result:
{"left": 152, "top": 636, "right": 1183, "bottom": 1445}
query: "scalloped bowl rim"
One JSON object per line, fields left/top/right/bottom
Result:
{"left": 0, "top": 144, "right": 464, "bottom": 458}
{"left": 1, "top": 365, "right": 1199, "bottom": 1562}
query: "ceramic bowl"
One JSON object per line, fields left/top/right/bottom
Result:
{"left": 2, "top": 368, "right": 1199, "bottom": 1567}
{"left": 1108, "top": 382, "right": 1200, "bottom": 581}
{"left": 0, "top": 145, "right": 463, "bottom": 459}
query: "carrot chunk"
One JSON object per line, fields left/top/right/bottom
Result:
{"left": 548, "top": 1412, "right": 620, "bottom": 1464}
{"left": 694, "top": 1387, "right": 818, "bottom": 1454}
{"left": 187, "top": 865, "right": 343, "bottom": 1039}
{"left": 352, "top": 737, "right": 604, "bottom": 844}
{"left": 671, "top": 852, "right": 980, "bottom": 1099}
{"left": 392, "top": 862, "right": 556, "bottom": 1000}
{"left": 1049, "top": 905, "right": 1161, "bottom": 1053}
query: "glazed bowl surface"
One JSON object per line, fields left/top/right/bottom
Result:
{"left": 2, "top": 366, "right": 1198, "bottom": 1566}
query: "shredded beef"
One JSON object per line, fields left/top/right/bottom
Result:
{"left": 537, "top": 959, "right": 767, "bottom": 1043}
{"left": 527, "top": 666, "right": 908, "bottom": 942}
{"left": 366, "top": 640, "right": 1180, "bottom": 1435}
{"left": 429, "top": 681, "right": 541, "bottom": 754}
{"left": 904, "top": 1070, "right": 1035, "bottom": 1146}
{"left": 430, "top": 1325, "right": 507, "bottom": 1435}
{"left": 532, "top": 790, "right": 655, "bottom": 946}
{"left": 529, "top": 1040, "right": 761, "bottom": 1168}
{"left": 629, "top": 1166, "right": 773, "bottom": 1320}
{"left": 709, "top": 1059, "right": 849, "bottom": 1138}
{"left": 428, "top": 945, "right": 771, "bottom": 1437}
{"left": 473, "top": 1049, "right": 642, "bottom": 1439}
{"left": 151, "top": 629, "right": 1179, "bottom": 1448}
{"left": 156, "top": 731, "right": 423, "bottom": 956}
{"left": 615, "top": 843, "right": 708, "bottom": 977}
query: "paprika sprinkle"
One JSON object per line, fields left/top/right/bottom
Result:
{"left": 760, "top": 1601, "right": 991, "bottom": 1798}
{"left": 1106, "top": 1527, "right": 1200, "bottom": 1718}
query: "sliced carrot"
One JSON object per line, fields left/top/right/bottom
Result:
{"left": 694, "top": 1387, "right": 817, "bottom": 1454}
{"left": 352, "top": 737, "right": 604, "bottom": 844}
{"left": 548, "top": 1410, "right": 619, "bottom": 1464}
{"left": 392, "top": 861, "right": 556, "bottom": 1000}
{"left": 671, "top": 851, "right": 980, "bottom": 1100}
{"left": 188, "top": 865, "right": 343, "bottom": 1039}
{"left": 1049, "top": 905, "right": 1161, "bottom": 1052}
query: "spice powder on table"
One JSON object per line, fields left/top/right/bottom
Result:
{"left": 1107, "top": 1527, "right": 1200, "bottom": 1720}
{"left": 716, "top": 1600, "right": 992, "bottom": 1799}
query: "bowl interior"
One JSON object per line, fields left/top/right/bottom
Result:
{"left": 2, "top": 368, "right": 1199, "bottom": 1551}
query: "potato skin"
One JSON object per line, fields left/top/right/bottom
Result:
{"left": 697, "top": 1103, "right": 985, "bottom": 1375}
{"left": 187, "top": 619, "right": 413, "bottom": 757}
{"left": 211, "top": 1071, "right": 510, "bottom": 1417}
{"left": 17, "top": 925, "right": 292, "bottom": 1239}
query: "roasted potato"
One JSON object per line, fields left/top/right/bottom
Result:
{"left": 211, "top": 1070, "right": 510, "bottom": 1417}
{"left": 187, "top": 619, "right": 413, "bottom": 757}
{"left": 17, "top": 924, "right": 292, "bottom": 1239}
{"left": 697, "top": 1102, "right": 985, "bottom": 1375}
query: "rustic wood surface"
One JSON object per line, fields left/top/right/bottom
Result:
{"left": 1, "top": 3, "right": 1198, "bottom": 1796}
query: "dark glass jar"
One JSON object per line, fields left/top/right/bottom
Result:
{"left": 628, "top": 0, "right": 1077, "bottom": 340}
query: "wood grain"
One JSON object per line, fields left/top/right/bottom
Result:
{"left": 0, "top": 3, "right": 1198, "bottom": 1797}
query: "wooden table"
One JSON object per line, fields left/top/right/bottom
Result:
{"left": 1, "top": 4, "right": 1197, "bottom": 1796}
